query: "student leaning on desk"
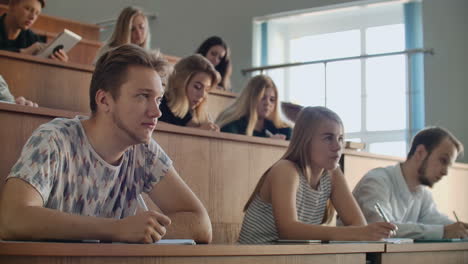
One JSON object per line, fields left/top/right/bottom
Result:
{"left": 0, "top": 44, "right": 212, "bottom": 244}
{"left": 352, "top": 127, "right": 468, "bottom": 240}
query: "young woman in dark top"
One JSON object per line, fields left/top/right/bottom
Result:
{"left": 216, "top": 75, "right": 292, "bottom": 140}
{"left": 195, "top": 36, "right": 232, "bottom": 91}
{"left": 159, "top": 54, "right": 220, "bottom": 131}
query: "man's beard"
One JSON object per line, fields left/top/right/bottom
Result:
{"left": 417, "top": 155, "right": 433, "bottom": 188}
{"left": 112, "top": 110, "right": 147, "bottom": 144}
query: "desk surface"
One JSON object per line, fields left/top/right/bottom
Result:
{"left": 0, "top": 241, "right": 384, "bottom": 257}
{"left": 385, "top": 242, "right": 468, "bottom": 252}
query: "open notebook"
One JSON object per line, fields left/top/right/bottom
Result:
{"left": 275, "top": 238, "right": 413, "bottom": 244}
{"left": 327, "top": 238, "right": 413, "bottom": 244}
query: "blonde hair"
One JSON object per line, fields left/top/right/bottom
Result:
{"left": 216, "top": 75, "right": 290, "bottom": 136}
{"left": 243, "top": 106, "right": 343, "bottom": 224}
{"left": 107, "top": 6, "right": 149, "bottom": 49}
{"left": 165, "top": 54, "right": 220, "bottom": 125}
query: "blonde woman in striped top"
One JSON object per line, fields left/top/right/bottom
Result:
{"left": 238, "top": 106, "right": 396, "bottom": 244}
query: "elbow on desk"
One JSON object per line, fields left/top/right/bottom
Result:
{"left": 193, "top": 222, "right": 213, "bottom": 244}
{"left": 0, "top": 212, "right": 23, "bottom": 241}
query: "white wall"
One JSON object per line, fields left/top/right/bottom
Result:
{"left": 422, "top": 0, "right": 468, "bottom": 162}
{"left": 42, "top": 0, "right": 468, "bottom": 162}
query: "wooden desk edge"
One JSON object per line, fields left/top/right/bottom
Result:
{"left": 0, "top": 103, "right": 289, "bottom": 148}
{"left": 385, "top": 242, "right": 468, "bottom": 253}
{"left": 0, "top": 242, "right": 384, "bottom": 257}
{"left": 209, "top": 89, "right": 238, "bottom": 98}
{"left": 0, "top": 50, "right": 94, "bottom": 72}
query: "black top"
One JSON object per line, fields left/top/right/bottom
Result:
{"left": 221, "top": 116, "right": 292, "bottom": 140}
{"left": 0, "top": 14, "right": 45, "bottom": 53}
{"left": 159, "top": 96, "right": 192, "bottom": 126}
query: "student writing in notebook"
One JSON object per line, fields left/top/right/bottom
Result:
{"left": 0, "top": 44, "right": 212, "bottom": 244}
{"left": 159, "top": 54, "right": 220, "bottom": 131}
{"left": 238, "top": 106, "right": 396, "bottom": 244}
{"left": 0, "top": 0, "right": 68, "bottom": 61}
{"left": 353, "top": 127, "right": 468, "bottom": 240}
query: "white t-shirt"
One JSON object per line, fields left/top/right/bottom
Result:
{"left": 352, "top": 164, "right": 453, "bottom": 239}
{"left": 7, "top": 116, "right": 172, "bottom": 219}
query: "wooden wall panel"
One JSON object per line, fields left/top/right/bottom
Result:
{"left": 0, "top": 51, "right": 92, "bottom": 113}
{"left": 0, "top": 52, "right": 234, "bottom": 116}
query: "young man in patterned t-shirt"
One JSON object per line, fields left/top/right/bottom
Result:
{"left": 0, "top": 44, "right": 212, "bottom": 243}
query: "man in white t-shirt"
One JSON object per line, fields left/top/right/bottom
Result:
{"left": 0, "top": 44, "right": 212, "bottom": 243}
{"left": 353, "top": 127, "right": 468, "bottom": 239}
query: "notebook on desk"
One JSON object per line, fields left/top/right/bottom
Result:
{"left": 112, "top": 239, "right": 196, "bottom": 245}
{"left": 326, "top": 238, "right": 413, "bottom": 244}
{"left": 276, "top": 239, "right": 322, "bottom": 244}
{"left": 414, "top": 238, "right": 468, "bottom": 243}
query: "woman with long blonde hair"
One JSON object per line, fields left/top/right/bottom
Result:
{"left": 238, "top": 106, "right": 396, "bottom": 244}
{"left": 94, "top": 6, "right": 150, "bottom": 62}
{"left": 159, "top": 54, "right": 220, "bottom": 131}
{"left": 216, "top": 75, "right": 291, "bottom": 140}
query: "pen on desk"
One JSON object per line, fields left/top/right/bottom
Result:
{"left": 137, "top": 194, "right": 149, "bottom": 211}
{"left": 453, "top": 211, "right": 460, "bottom": 222}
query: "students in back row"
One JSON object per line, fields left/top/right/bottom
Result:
{"left": 196, "top": 36, "right": 232, "bottom": 91}
{"left": 0, "top": 0, "right": 68, "bottom": 61}
{"left": 238, "top": 106, "right": 396, "bottom": 244}
{"left": 216, "top": 75, "right": 292, "bottom": 140}
{"left": 159, "top": 54, "right": 220, "bottom": 131}
{"left": 94, "top": 6, "right": 149, "bottom": 63}
{"left": 0, "top": 44, "right": 212, "bottom": 244}
{"left": 352, "top": 127, "right": 468, "bottom": 239}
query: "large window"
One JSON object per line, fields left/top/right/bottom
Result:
{"left": 252, "top": 0, "right": 421, "bottom": 157}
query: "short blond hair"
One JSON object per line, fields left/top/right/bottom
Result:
{"left": 90, "top": 44, "right": 172, "bottom": 113}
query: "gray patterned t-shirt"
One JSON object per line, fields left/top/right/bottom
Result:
{"left": 7, "top": 116, "right": 172, "bottom": 219}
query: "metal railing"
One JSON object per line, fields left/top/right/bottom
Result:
{"left": 241, "top": 48, "right": 434, "bottom": 75}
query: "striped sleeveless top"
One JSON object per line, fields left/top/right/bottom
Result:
{"left": 238, "top": 172, "right": 332, "bottom": 244}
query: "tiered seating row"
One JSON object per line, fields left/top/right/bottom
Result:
{"left": 0, "top": 51, "right": 236, "bottom": 117}
{"left": 0, "top": 102, "right": 288, "bottom": 243}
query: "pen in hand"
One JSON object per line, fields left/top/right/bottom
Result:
{"left": 453, "top": 211, "right": 460, "bottom": 223}
{"left": 137, "top": 194, "right": 149, "bottom": 211}
{"left": 374, "top": 202, "right": 397, "bottom": 236}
